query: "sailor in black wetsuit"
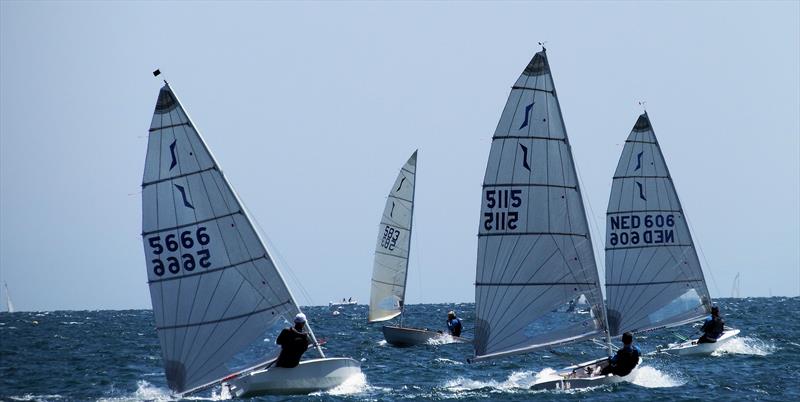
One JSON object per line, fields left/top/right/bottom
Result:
{"left": 697, "top": 305, "right": 725, "bottom": 344}
{"left": 275, "top": 313, "right": 310, "bottom": 368}
{"left": 600, "top": 332, "right": 641, "bottom": 377}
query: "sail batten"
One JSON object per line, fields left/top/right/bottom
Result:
{"left": 605, "top": 112, "right": 711, "bottom": 337}
{"left": 141, "top": 84, "right": 314, "bottom": 392}
{"left": 368, "top": 151, "right": 417, "bottom": 323}
{"left": 473, "top": 51, "right": 607, "bottom": 361}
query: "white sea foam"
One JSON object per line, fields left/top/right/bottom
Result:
{"left": 712, "top": 336, "right": 776, "bottom": 356}
{"left": 377, "top": 339, "right": 388, "bottom": 346}
{"left": 434, "top": 357, "right": 464, "bottom": 365}
{"left": 310, "top": 372, "right": 389, "bottom": 396}
{"left": 426, "top": 333, "right": 461, "bottom": 345}
{"left": 9, "top": 394, "right": 64, "bottom": 401}
{"left": 444, "top": 369, "right": 541, "bottom": 392}
{"left": 628, "top": 365, "right": 684, "bottom": 388}
{"left": 97, "top": 380, "right": 175, "bottom": 402}
{"left": 97, "top": 380, "right": 226, "bottom": 402}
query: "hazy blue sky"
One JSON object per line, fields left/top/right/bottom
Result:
{"left": 1, "top": 1, "right": 798, "bottom": 311}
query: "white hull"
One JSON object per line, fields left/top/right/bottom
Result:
{"left": 382, "top": 325, "right": 471, "bottom": 347}
{"left": 530, "top": 357, "right": 641, "bottom": 391}
{"left": 228, "top": 357, "right": 361, "bottom": 397}
{"left": 329, "top": 301, "right": 358, "bottom": 306}
{"left": 659, "top": 329, "right": 740, "bottom": 356}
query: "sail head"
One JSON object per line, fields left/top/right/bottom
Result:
{"left": 605, "top": 112, "right": 711, "bottom": 336}
{"left": 142, "top": 84, "right": 302, "bottom": 392}
{"left": 473, "top": 51, "right": 606, "bottom": 361}
{"left": 369, "top": 151, "right": 417, "bottom": 322}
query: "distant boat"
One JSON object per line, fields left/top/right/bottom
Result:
{"left": 731, "top": 272, "right": 741, "bottom": 298}
{"left": 329, "top": 298, "right": 358, "bottom": 307}
{"left": 471, "top": 48, "right": 638, "bottom": 390}
{"left": 4, "top": 282, "right": 14, "bottom": 313}
{"left": 368, "top": 151, "right": 469, "bottom": 346}
{"left": 605, "top": 112, "right": 739, "bottom": 356}
{"left": 141, "top": 82, "right": 361, "bottom": 397}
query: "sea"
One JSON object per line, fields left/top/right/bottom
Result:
{"left": 1, "top": 297, "right": 797, "bottom": 401}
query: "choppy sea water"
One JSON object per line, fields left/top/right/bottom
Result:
{"left": 1, "top": 297, "right": 797, "bottom": 401}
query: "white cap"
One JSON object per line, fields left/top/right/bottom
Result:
{"left": 294, "top": 313, "right": 307, "bottom": 324}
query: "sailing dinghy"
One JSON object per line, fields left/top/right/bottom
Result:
{"left": 605, "top": 112, "right": 739, "bottom": 356}
{"left": 471, "top": 48, "right": 638, "bottom": 390}
{"left": 368, "top": 152, "right": 469, "bottom": 346}
{"left": 141, "top": 83, "right": 361, "bottom": 397}
{"left": 3, "top": 282, "right": 14, "bottom": 313}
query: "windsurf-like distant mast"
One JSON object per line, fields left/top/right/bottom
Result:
{"left": 4, "top": 282, "right": 14, "bottom": 313}
{"left": 731, "top": 273, "right": 741, "bottom": 298}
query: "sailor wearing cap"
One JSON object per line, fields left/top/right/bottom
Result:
{"left": 446, "top": 311, "right": 463, "bottom": 337}
{"left": 275, "top": 313, "right": 310, "bottom": 368}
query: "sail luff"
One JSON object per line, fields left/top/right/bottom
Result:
{"left": 398, "top": 150, "right": 418, "bottom": 327}
{"left": 542, "top": 52, "right": 612, "bottom": 354}
{"left": 165, "top": 85, "right": 322, "bottom": 357}
{"left": 644, "top": 112, "right": 712, "bottom": 304}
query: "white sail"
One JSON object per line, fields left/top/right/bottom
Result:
{"left": 605, "top": 112, "right": 711, "bottom": 336}
{"left": 4, "top": 282, "right": 14, "bottom": 313}
{"left": 368, "top": 151, "right": 417, "bottom": 323}
{"left": 473, "top": 51, "right": 607, "bottom": 362}
{"left": 142, "top": 84, "right": 317, "bottom": 393}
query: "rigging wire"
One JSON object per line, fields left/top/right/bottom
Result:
{"left": 250, "top": 213, "right": 316, "bottom": 307}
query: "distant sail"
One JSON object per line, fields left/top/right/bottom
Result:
{"left": 4, "top": 282, "right": 14, "bottom": 313}
{"left": 369, "top": 151, "right": 417, "bottom": 323}
{"left": 605, "top": 112, "right": 711, "bottom": 336}
{"left": 473, "top": 51, "right": 607, "bottom": 362}
{"left": 142, "top": 84, "right": 310, "bottom": 392}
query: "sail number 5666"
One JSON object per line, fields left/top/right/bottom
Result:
{"left": 148, "top": 227, "right": 212, "bottom": 276}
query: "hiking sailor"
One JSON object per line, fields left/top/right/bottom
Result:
{"left": 600, "top": 332, "right": 641, "bottom": 376}
{"left": 275, "top": 313, "right": 310, "bottom": 368}
{"left": 697, "top": 305, "right": 725, "bottom": 344}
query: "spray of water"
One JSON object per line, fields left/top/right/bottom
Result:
{"left": 712, "top": 336, "right": 776, "bottom": 356}
{"left": 627, "top": 365, "right": 685, "bottom": 388}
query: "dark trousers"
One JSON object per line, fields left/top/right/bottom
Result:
{"left": 697, "top": 334, "right": 718, "bottom": 344}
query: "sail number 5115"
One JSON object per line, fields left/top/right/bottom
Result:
{"left": 484, "top": 189, "right": 522, "bottom": 231}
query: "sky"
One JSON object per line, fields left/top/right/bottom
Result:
{"left": 1, "top": 1, "right": 798, "bottom": 311}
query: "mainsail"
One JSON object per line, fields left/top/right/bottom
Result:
{"left": 473, "top": 50, "right": 607, "bottom": 362}
{"left": 605, "top": 112, "right": 711, "bottom": 336}
{"left": 141, "top": 83, "right": 319, "bottom": 393}
{"left": 368, "top": 151, "right": 417, "bottom": 323}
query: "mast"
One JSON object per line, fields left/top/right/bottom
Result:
{"left": 398, "top": 150, "right": 418, "bottom": 328}
{"left": 165, "top": 84, "right": 325, "bottom": 358}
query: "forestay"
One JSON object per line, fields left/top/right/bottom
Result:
{"left": 141, "top": 84, "right": 313, "bottom": 393}
{"left": 369, "top": 151, "right": 417, "bottom": 323}
{"left": 473, "top": 51, "right": 607, "bottom": 362}
{"left": 605, "top": 112, "right": 711, "bottom": 336}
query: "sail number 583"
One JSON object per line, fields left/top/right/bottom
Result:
{"left": 148, "top": 227, "right": 212, "bottom": 277}
{"left": 484, "top": 189, "right": 522, "bottom": 231}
